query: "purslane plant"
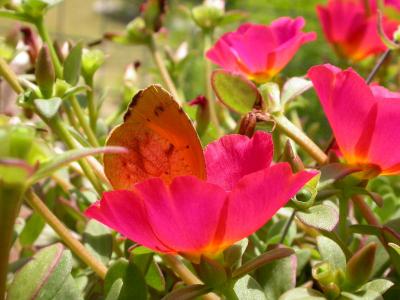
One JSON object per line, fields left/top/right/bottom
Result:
{"left": 0, "top": 0, "right": 400, "bottom": 299}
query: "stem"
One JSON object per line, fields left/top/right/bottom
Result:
{"left": 47, "top": 117, "right": 104, "bottom": 194}
{"left": 162, "top": 255, "right": 220, "bottom": 300}
{"left": 338, "top": 197, "right": 349, "bottom": 241}
{"left": 85, "top": 77, "right": 97, "bottom": 132}
{"left": 273, "top": 113, "right": 328, "bottom": 164}
{"left": 35, "top": 17, "right": 63, "bottom": 78}
{"left": 0, "top": 183, "right": 26, "bottom": 300}
{"left": 280, "top": 210, "right": 296, "bottom": 244}
{"left": 366, "top": 49, "right": 391, "bottom": 84}
{"left": 26, "top": 190, "right": 108, "bottom": 279}
{"left": 203, "top": 32, "right": 222, "bottom": 135}
{"left": 0, "top": 57, "right": 24, "bottom": 94}
{"left": 0, "top": 9, "right": 32, "bottom": 22}
{"left": 149, "top": 37, "right": 181, "bottom": 104}
{"left": 352, "top": 195, "right": 380, "bottom": 226}
{"left": 63, "top": 103, "right": 80, "bottom": 130}
{"left": 69, "top": 96, "right": 100, "bottom": 147}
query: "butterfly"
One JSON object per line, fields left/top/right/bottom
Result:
{"left": 104, "top": 85, "right": 206, "bottom": 190}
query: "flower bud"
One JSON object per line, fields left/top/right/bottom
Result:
{"left": 81, "top": 49, "right": 105, "bottom": 82}
{"left": 126, "top": 17, "right": 151, "bottom": 44}
{"left": 192, "top": 3, "right": 224, "bottom": 31}
{"left": 35, "top": 45, "right": 55, "bottom": 98}
{"left": 282, "top": 140, "right": 304, "bottom": 172}
{"left": 140, "top": 0, "right": 167, "bottom": 32}
{"left": 189, "top": 95, "right": 210, "bottom": 137}
{"left": 345, "top": 243, "right": 377, "bottom": 290}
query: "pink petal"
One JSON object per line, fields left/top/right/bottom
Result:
{"left": 135, "top": 176, "right": 228, "bottom": 254}
{"left": 221, "top": 163, "right": 317, "bottom": 244}
{"left": 307, "top": 64, "right": 375, "bottom": 162}
{"left": 205, "top": 131, "right": 273, "bottom": 191}
{"left": 370, "top": 85, "right": 400, "bottom": 99}
{"left": 367, "top": 99, "right": 400, "bottom": 174}
{"left": 205, "top": 36, "right": 240, "bottom": 73}
{"left": 85, "top": 191, "right": 172, "bottom": 252}
{"left": 227, "top": 23, "right": 277, "bottom": 72}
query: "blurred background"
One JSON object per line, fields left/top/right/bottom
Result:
{"left": 0, "top": 0, "right": 331, "bottom": 116}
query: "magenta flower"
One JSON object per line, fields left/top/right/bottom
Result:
{"left": 86, "top": 132, "right": 316, "bottom": 260}
{"left": 308, "top": 64, "right": 400, "bottom": 177}
{"left": 206, "top": 17, "right": 316, "bottom": 83}
{"left": 317, "top": 0, "right": 399, "bottom": 61}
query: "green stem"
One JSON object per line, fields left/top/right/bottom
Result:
{"left": 0, "top": 57, "right": 24, "bottom": 94}
{"left": 280, "top": 210, "right": 296, "bottom": 244}
{"left": 0, "top": 183, "right": 26, "bottom": 300}
{"left": 149, "top": 37, "right": 181, "bottom": 104}
{"left": 63, "top": 103, "right": 80, "bottom": 130}
{"left": 34, "top": 17, "right": 63, "bottom": 78}
{"left": 85, "top": 77, "right": 97, "bottom": 132}
{"left": 26, "top": 190, "right": 108, "bottom": 279}
{"left": 273, "top": 113, "right": 328, "bottom": 165}
{"left": 203, "top": 32, "right": 222, "bottom": 136}
{"left": 0, "top": 9, "right": 32, "bottom": 22}
{"left": 338, "top": 197, "right": 348, "bottom": 242}
{"left": 69, "top": 96, "right": 100, "bottom": 147}
{"left": 47, "top": 117, "right": 104, "bottom": 194}
{"left": 220, "top": 286, "right": 239, "bottom": 300}
{"left": 162, "top": 255, "right": 220, "bottom": 300}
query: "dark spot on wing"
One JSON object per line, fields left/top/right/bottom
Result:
{"left": 165, "top": 143, "right": 175, "bottom": 156}
{"left": 154, "top": 105, "right": 165, "bottom": 116}
{"left": 124, "top": 90, "right": 143, "bottom": 121}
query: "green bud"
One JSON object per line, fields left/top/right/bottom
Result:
{"left": 22, "top": 0, "right": 63, "bottom": 18}
{"left": 345, "top": 243, "right": 377, "bottom": 290}
{"left": 198, "top": 256, "right": 227, "bottom": 288}
{"left": 36, "top": 45, "right": 55, "bottom": 98}
{"left": 312, "top": 262, "right": 335, "bottom": 286}
{"left": 126, "top": 17, "right": 151, "bottom": 45}
{"left": 54, "top": 79, "right": 70, "bottom": 97}
{"left": 192, "top": 4, "right": 224, "bottom": 31}
{"left": 81, "top": 49, "right": 105, "bottom": 82}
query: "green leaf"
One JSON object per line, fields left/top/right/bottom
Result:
{"left": 145, "top": 260, "right": 165, "bottom": 292}
{"left": 317, "top": 236, "right": 346, "bottom": 271}
{"left": 281, "top": 77, "right": 312, "bottom": 106}
{"left": 52, "top": 275, "right": 83, "bottom": 300}
{"left": 198, "top": 256, "right": 227, "bottom": 288}
{"left": 340, "top": 290, "right": 383, "bottom": 300}
{"left": 345, "top": 243, "right": 377, "bottom": 289}
{"left": 296, "top": 204, "right": 339, "bottom": 231}
{"left": 359, "top": 279, "right": 394, "bottom": 295}
{"left": 83, "top": 220, "right": 113, "bottom": 265}
{"left": 105, "top": 279, "right": 123, "bottom": 300}
{"left": 223, "top": 238, "right": 248, "bottom": 269}
{"left": 211, "top": 69, "right": 261, "bottom": 114}
{"left": 63, "top": 43, "right": 82, "bottom": 85}
{"left": 7, "top": 243, "right": 73, "bottom": 300}
{"left": 279, "top": 288, "right": 326, "bottom": 300}
{"left": 105, "top": 258, "right": 147, "bottom": 300}
{"left": 256, "top": 252, "right": 296, "bottom": 300}
{"left": 29, "top": 146, "right": 126, "bottom": 184}
{"left": 162, "top": 284, "right": 211, "bottom": 300}
{"left": 233, "top": 275, "right": 266, "bottom": 300}
{"left": 389, "top": 242, "right": 400, "bottom": 255}
{"left": 33, "top": 98, "right": 62, "bottom": 119}
{"left": 19, "top": 211, "right": 46, "bottom": 246}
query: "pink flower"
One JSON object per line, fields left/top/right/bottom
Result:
{"left": 317, "top": 0, "right": 399, "bottom": 61}
{"left": 86, "top": 132, "right": 316, "bottom": 260}
{"left": 206, "top": 17, "right": 316, "bottom": 83}
{"left": 308, "top": 64, "right": 400, "bottom": 177}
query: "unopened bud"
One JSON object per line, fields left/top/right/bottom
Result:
{"left": 192, "top": 4, "right": 224, "bottom": 31}
{"left": 35, "top": 46, "right": 55, "bottom": 98}
{"left": 345, "top": 243, "right": 377, "bottom": 289}
{"left": 282, "top": 140, "right": 304, "bottom": 172}
{"left": 189, "top": 95, "right": 210, "bottom": 137}
{"left": 238, "top": 112, "right": 257, "bottom": 137}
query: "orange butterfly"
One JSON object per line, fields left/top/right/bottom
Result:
{"left": 104, "top": 85, "right": 206, "bottom": 190}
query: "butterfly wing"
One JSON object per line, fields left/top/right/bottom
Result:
{"left": 104, "top": 85, "right": 206, "bottom": 190}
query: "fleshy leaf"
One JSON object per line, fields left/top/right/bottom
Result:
{"left": 211, "top": 69, "right": 261, "bottom": 114}
{"left": 33, "top": 97, "right": 62, "bottom": 119}
{"left": 296, "top": 204, "right": 339, "bottom": 231}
